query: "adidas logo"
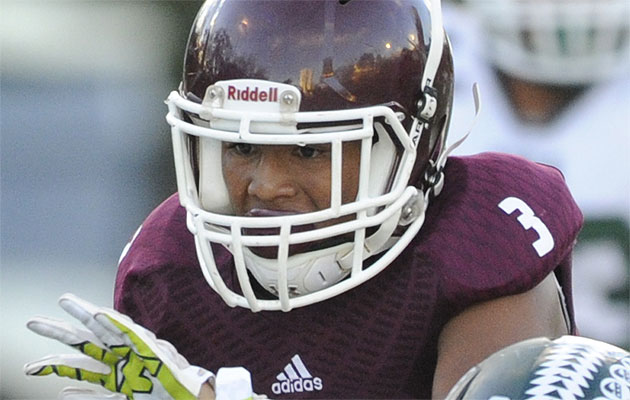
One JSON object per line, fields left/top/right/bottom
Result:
{"left": 271, "top": 354, "right": 323, "bottom": 395}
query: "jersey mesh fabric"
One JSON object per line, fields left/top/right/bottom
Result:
{"left": 115, "top": 152, "right": 582, "bottom": 399}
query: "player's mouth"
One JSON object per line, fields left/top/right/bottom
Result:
{"left": 242, "top": 209, "right": 319, "bottom": 258}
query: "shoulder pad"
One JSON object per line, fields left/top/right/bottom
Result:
{"left": 418, "top": 152, "right": 583, "bottom": 308}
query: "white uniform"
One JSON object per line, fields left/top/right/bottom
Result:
{"left": 444, "top": 3, "right": 630, "bottom": 347}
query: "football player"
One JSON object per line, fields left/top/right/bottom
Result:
{"left": 444, "top": 0, "right": 630, "bottom": 348}
{"left": 25, "top": 0, "right": 584, "bottom": 398}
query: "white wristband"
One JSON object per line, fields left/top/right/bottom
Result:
{"left": 214, "top": 367, "right": 254, "bottom": 400}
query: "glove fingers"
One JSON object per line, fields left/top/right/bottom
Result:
{"left": 27, "top": 316, "right": 106, "bottom": 348}
{"left": 24, "top": 354, "right": 110, "bottom": 383}
{"left": 58, "top": 293, "right": 123, "bottom": 348}
{"left": 27, "top": 317, "right": 120, "bottom": 365}
{"left": 59, "top": 387, "right": 127, "bottom": 400}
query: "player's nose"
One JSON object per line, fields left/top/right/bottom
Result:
{"left": 246, "top": 152, "right": 298, "bottom": 203}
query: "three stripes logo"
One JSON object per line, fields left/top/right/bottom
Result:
{"left": 271, "top": 354, "right": 323, "bottom": 395}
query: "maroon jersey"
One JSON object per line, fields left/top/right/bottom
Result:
{"left": 115, "top": 153, "right": 583, "bottom": 399}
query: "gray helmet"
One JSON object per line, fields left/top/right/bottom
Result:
{"left": 460, "top": 0, "right": 630, "bottom": 85}
{"left": 446, "top": 335, "right": 630, "bottom": 400}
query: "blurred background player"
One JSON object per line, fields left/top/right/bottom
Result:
{"left": 443, "top": 0, "right": 630, "bottom": 349}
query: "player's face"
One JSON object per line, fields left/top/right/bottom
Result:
{"left": 222, "top": 141, "right": 361, "bottom": 223}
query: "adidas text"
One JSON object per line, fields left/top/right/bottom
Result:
{"left": 272, "top": 377, "right": 323, "bottom": 395}
{"left": 272, "top": 354, "right": 323, "bottom": 395}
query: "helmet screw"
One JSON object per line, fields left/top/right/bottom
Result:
{"left": 399, "top": 194, "right": 425, "bottom": 226}
{"left": 282, "top": 92, "right": 295, "bottom": 105}
{"left": 202, "top": 85, "right": 225, "bottom": 113}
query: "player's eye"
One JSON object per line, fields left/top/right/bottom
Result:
{"left": 227, "top": 143, "right": 255, "bottom": 156}
{"left": 295, "top": 145, "right": 328, "bottom": 159}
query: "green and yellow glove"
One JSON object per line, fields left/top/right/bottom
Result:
{"left": 24, "top": 293, "right": 260, "bottom": 400}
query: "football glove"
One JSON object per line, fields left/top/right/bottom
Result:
{"left": 51, "top": 369, "right": 262, "bottom": 400}
{"left": 24, "top": 293, "right": 260, "bottom": 400}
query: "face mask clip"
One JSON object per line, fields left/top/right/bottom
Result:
{"left": 416, "top": 86, "right": 438, "bottom": 123}
{"left": 200, "top": 85, "right": 226, "bottom": 120}
{"left": 399, "top": 193, "right": 426, "bottom": 226}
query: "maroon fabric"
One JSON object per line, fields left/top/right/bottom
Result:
{"left": 115, "top": 152, "right": 582, "bottom": 399}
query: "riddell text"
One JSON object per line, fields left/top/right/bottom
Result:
{"left": 227, "top": 86, "right": 278, "bottom": 102}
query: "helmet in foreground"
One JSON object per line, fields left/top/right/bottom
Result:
{"left": 166, "top": 0, "right": 454, "bottom": 311}
{"left": 462, "top": 0, "right": 630, "bottom": 85}
{"left": 446, "top": 335, "right": 630, "bottom": 400}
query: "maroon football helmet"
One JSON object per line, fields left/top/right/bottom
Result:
{"left": 166, "top": 0, "right": 456, "bottom": 311}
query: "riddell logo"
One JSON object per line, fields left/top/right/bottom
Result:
{"left": 227, "top": 85, "right": 278, "bottom": 102}
{"left": 271, "top": 354, "right": 323, "bottom": 395}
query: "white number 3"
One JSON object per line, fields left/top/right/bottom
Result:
{"left": 498, "top": 197, "right": 554, "bottom": 257}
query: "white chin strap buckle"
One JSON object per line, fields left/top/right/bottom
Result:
{"left": 417, "top": 86, "right": 438, "bottom": 123}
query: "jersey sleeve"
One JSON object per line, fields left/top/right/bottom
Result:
{"left": 419, "top": 152, "right": 583, "bottom": 316}
{"left": 114, "top": 194, "right": 198, "bottom": 331}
